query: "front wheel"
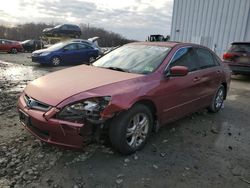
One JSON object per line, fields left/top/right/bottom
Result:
{"left": 208, "top": 85, "right": 225, "bottom": 113}
{"left": 51, "top": 56, "right": 61, "bottom": 66}
{"left": 109, "top": 104, "right": 153, "bottom": 155}
{"left": 11, "top": 48, "right": 18, "bottom": 54}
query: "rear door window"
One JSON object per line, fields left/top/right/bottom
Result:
{"left": 77, "top": 43, "right": 92, "bottom": 50}
{"left": 64, "top": 44, "right": 78, "bottom": 51}
{"left": 169, "top": 47, "right": 198, "bottom": 72}
{"left": 195, "top": 48, "right": 217, "bottom": 69}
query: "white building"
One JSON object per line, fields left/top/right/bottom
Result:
{"left": 170, "top": 0, "right": 250, "bottom": 56}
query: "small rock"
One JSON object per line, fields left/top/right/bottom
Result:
{"left": 53, "top": 183, "right": 59, "bottom": 188}
{"left": 153, "top": 164, "right": 158, "bottom": 169}
{"left": 170, "top": 128, "right": 176, "bottom": 132}
{"left": 37, "top": 154, "right": 44, "bottom": 159}
{"left": 22, "top": 174, "right": 28, "bottom": 181}
{"left": 46, "top": 177, "right": 53, "bottom": 185}
{"left": 228, "top": 132, "right": 232, "bottom": 136}
{"left": 0, "top": 158, "right": 8, "bottom": 165}
{"left": 231, "top": 165, "right": 246, "bottom": 176}
{"left": 116, "top": 178, "right": 123, "bottom": 184}
{"left": 160, "top": 152, "right": 167, "bottom": 158}
{"left": 211, "top": 127, "right": 219, "bottom": 134}
{"left": 27, "top": 169, "right": 34, "bottom": 175}
{"left": 117, "top": 174, "right": 124, "bottom": 178}
{"left": 151, "top": 144, "right": 158, "bottom": 152}
{"left": 124, "top": 158, "right": 130, "bottom": 163}
{"left": 14, "top": 159, "right": 21, "bottom": 164}
{"left": 8, "top": 161, "right": 15, "bottom": 168}
{"left": 133, "top": 155, "right": 138, "bottom": 160}
{"left": 162, "top": 139, "right": 168, "bottom": 143}
{"left": 228, "top": 146, "right": 233, "bottom": 150}
{"left": 185, "top": 167, "right": 190, "bottom": 171}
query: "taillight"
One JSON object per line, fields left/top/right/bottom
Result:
{"left": 223, "top": 53, "right": 235, "bottom": 61}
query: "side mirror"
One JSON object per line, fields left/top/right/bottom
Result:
{"left": 165, "top": 66, "right": 188, "bottom": 77}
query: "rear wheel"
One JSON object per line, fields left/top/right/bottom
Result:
{"left": 208, "top": 85, "right": 225, "bottom": 113}
{"left": 11, "top": 48, "right": 18, "bottom": 54}
{"left": 109, "top": 104, "right": 153, "bottom": 155}
{"left": 51, "top": 57, "right": 61, "bottom": 66}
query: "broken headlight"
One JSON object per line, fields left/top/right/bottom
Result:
{"left": 57, "top": 96, "right": 111, "bottom": 123}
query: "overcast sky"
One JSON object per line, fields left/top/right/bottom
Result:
{"left": 0, "top": 0, "right": 173, "bottom": 40}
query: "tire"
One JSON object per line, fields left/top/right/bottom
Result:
{"left": 88, "top": 56, "right": 96, "bottom": 64}
{"left": 109, "top": 104, "right": 153, "bottom": 155}
{"left": 51, "top": 56, "right": 61, "bottom": 66}
{"left": 11, "top": 48, "right": 18, "bottom": 54}
{"left": 208, "top": 85, "right": 225, "bottom": 113}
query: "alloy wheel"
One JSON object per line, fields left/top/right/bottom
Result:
{"left": 11, "top": 48, "right": 17, "bottom": 54}
{"left": 215, "top": 87, "right": 224, "bottom": 109}
{"left": 126, "top": 113, "right": 149, "bottom": 148}
{"left": 52, "top": 57, "right": 61, "bottom": 66}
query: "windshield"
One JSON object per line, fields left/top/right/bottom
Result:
{"left": 22, "top": 40, "right": 30, "bottom": 43}
{"left": 93, "top": 44, "right": 171, "bottom": 74}
{"left": 55, "top": 25, "right": 62, "bottom": 28}
{"left": 47, "top": 42, "right": 65, "bottom": 51}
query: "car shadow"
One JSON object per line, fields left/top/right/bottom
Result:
{"left": 231, "top": 75, "right": 250, "bottom": 82}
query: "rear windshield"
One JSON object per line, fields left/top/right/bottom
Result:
{"left": 229, "top": 44, "right": 250, "bottom": 53}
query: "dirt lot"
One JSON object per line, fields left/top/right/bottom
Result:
{"left": 0, "top": 53, "right": 250, "bottom": 188}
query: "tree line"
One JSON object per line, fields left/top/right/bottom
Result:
{"left": 0, "top": 23, "right": 135, "bottom": 47}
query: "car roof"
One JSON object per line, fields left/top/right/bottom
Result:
{"left": 129, "top": 41, "right": 206, "bottom": 48}
{"left": 130, "top": 41, "right": 180, "bottom": 47}
{"left": 231, "top": 42, "right": 250, "bottom": 45}
{"left": 64, "top": 41, "right": 93, "bottom": 47}
{"left": 0, "top": 39, "right": 15, "bottom": 42}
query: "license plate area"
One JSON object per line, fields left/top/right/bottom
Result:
{"left": 19, "top": 110, "right": 29, "bottom": 126}
{"left": 238, "top": 57, "right": 250, "bottom": 63}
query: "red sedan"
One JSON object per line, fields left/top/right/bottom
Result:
{"left": 17, "top": 42, "right": 231, "bottom": 154}
{"left": 0, "top": 39, "right": 23, "bottom": 53}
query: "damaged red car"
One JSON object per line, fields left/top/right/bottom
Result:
{"left": 18, "top": 42, "right": 231, "bottom": 154}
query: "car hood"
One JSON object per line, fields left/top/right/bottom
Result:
{"left": 43, "top": 27, "right": 53, "bottom": 32}
{"left": 33, "top": 49, "right": 51, "bottom": 54}
{"left": 24, "top": 65, "right": 143, "bottom": 106}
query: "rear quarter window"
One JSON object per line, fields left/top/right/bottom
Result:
{"left": 195, "top": 48, "right": 217, "bottom": 69}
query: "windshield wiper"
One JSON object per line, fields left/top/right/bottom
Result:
{"left": 105, "top": 66, "right": 130, "bottom": 73}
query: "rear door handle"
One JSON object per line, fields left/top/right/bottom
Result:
{"left": 193, "top": 77, "right": 200, "bottom": 82}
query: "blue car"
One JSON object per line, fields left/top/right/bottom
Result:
{"left": 31, "top": 42, "right": 99, "bottom": 66}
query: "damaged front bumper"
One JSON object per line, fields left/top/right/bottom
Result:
{"left": 17, "top": 94, "right": 93, "bottom": 150}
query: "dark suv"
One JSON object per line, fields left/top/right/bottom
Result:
{"left": 42, "top": 24, "right": 81, "bottom": 38}
{"left": 223, "top": 42, "right": 250, "bottom": 75}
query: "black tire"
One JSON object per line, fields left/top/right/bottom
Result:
{"left": 208, "top": 85, "right": 225, "bottom": 113}
{"left": 88, "top": 56, "right": 96, "bottom": 64}
{"left": 11, "top": 48, "right": 18, "bottom": 54}
{"left": 109, "top": 104, "right": 153, "bottom": 155}
{"left": 51, "top": 56, "right": 61, "bottom": 66}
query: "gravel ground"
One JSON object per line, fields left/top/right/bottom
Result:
{"left": 0, "top": 53, "right": 250, "bottom": 188}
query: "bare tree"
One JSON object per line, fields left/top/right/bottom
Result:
{"left": 0, "top": 23, "right": 135, "bottom": 46}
